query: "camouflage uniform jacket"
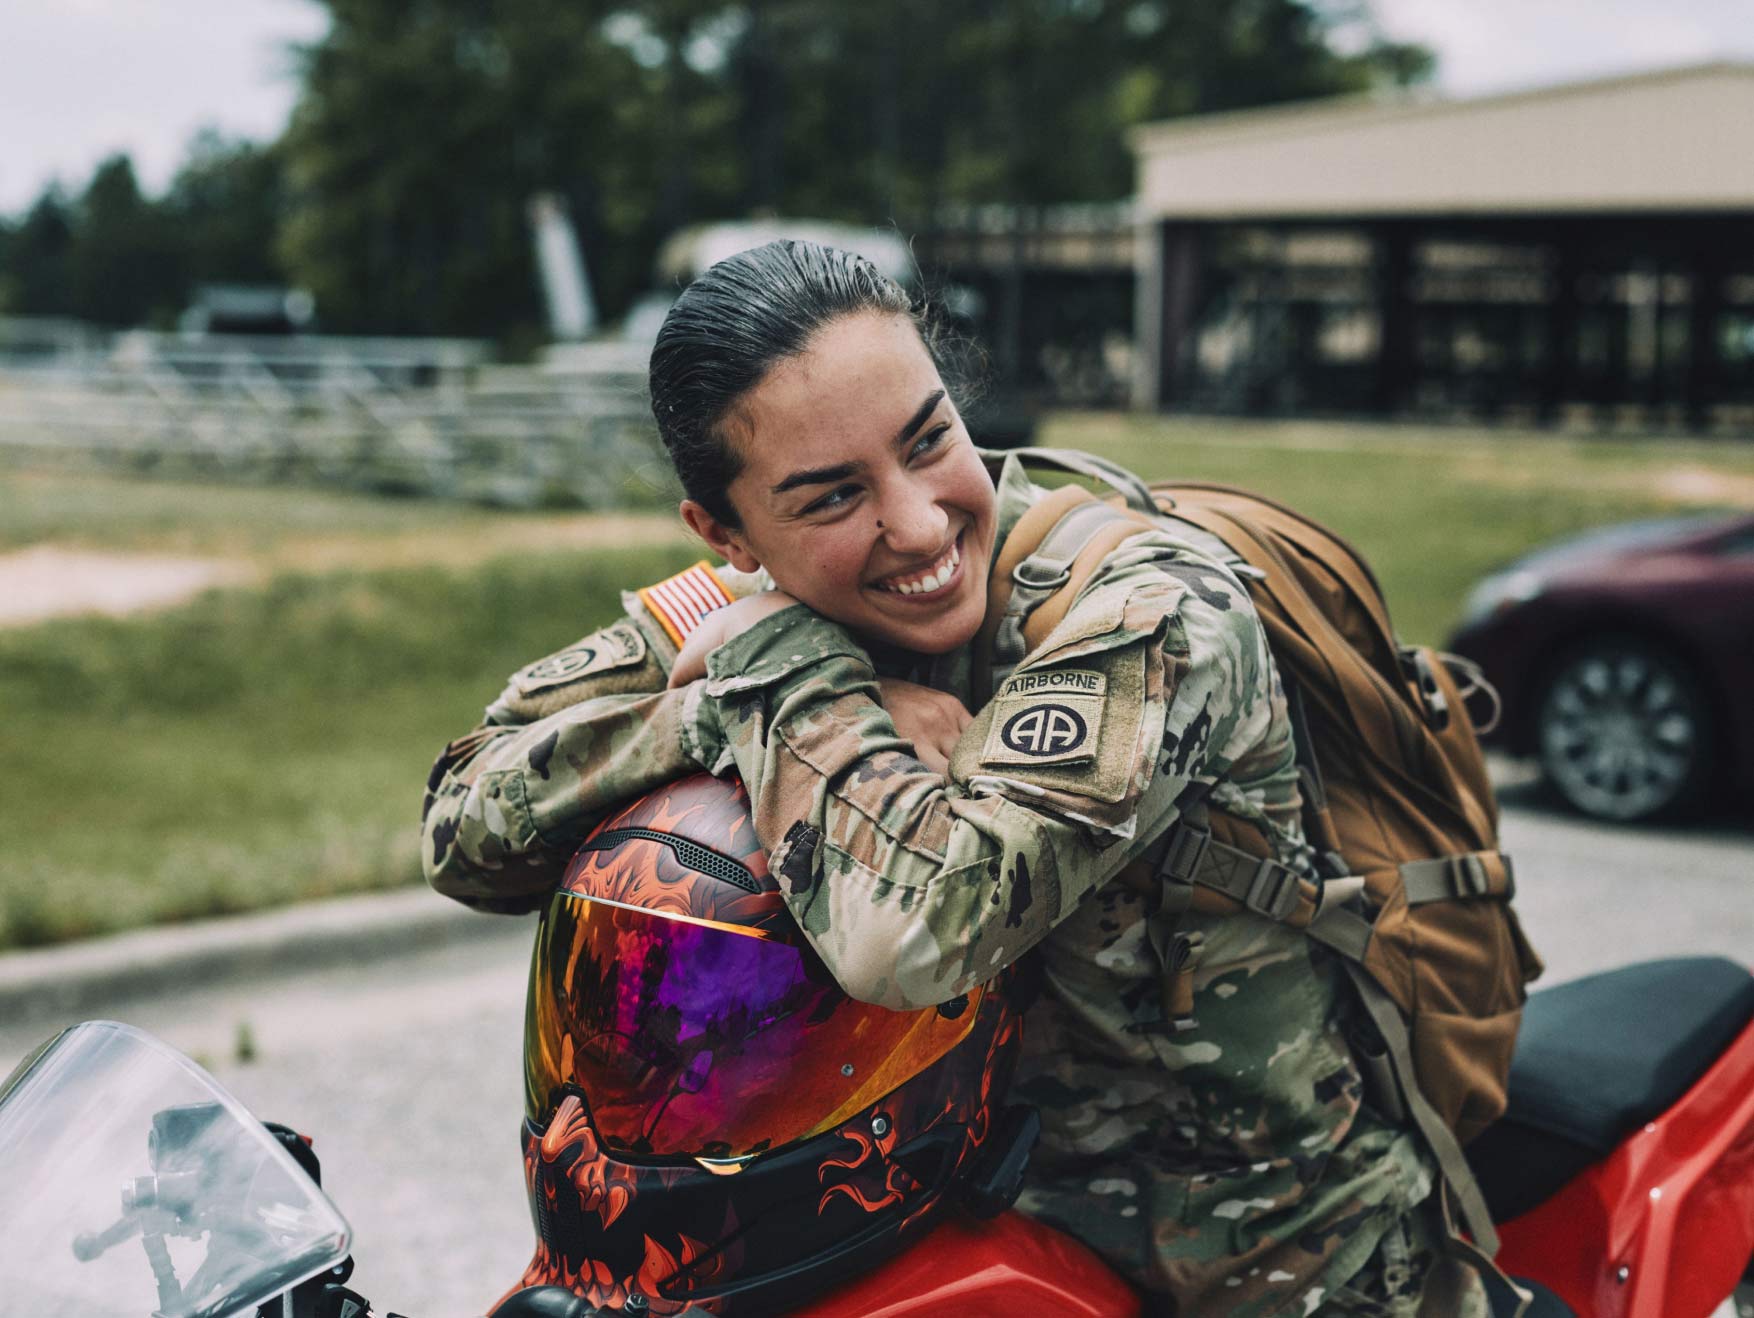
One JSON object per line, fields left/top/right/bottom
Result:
{"left": 421, "top": 452, "right": 1437, "bottom": 1315}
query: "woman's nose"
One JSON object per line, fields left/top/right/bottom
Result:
{"left": 877, "top": 480, "right": 950, "bottom": 554}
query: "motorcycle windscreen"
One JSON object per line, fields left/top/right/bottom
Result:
{"left": 0, "top": 1020, "right": 350, "bottom": 1318}
{"left": 525, "top": 893, "right": 982, "bottom": 1160}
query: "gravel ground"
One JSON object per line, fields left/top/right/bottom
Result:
{"left": 0, "top": 545, "right": 247, "bottom": 625}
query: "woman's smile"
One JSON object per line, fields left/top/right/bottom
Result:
{"left": 869, "top": 529, "right": 964, "bottom": 598}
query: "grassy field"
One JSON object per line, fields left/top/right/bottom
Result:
{"left": 1043, "top": 415, "right": 1754, "bottom": 644}
{"left": 0, "top": 545, "right": 701, "bottom": 948}
{"left": 3, "top": 419, "right": 1750, "bottom": 949}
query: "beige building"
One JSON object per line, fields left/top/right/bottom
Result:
{"left": 1129, "top": 62, "right": 1754, "bottom": 428}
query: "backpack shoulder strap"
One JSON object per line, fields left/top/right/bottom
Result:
{"left": 974, "top": 484, "right": 1157, "bottom": 702}
{"left": 1007, "top": 445, "right": 1160, "bottom": 514}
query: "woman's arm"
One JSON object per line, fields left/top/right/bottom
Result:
{"left": 420, "top": 610, "right": 710, "bottom": 909}
{"left": 694, "top": 533, "right": 1284, "bottom": 1009}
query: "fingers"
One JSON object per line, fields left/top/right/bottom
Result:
{"left": 667, "top": 653, "right": 704, "bottom": 688}
{"left": 874, "top": 677, "right": 972, "bottom": 775}
{"left": 913, "top": 741, "right": 951, "bottom": 776}
{"left": 950, "top": 698, "right": 975, "bottom": 734}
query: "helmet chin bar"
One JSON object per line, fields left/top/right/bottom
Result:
{"left": 504, "top": 1075, "right": 1039, "bottom": 1316}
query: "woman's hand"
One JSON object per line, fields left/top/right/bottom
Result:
{"left": 878, "top": 678, "right": 973, "bottom": 776}
{"left": 668, "top": 591, "right": 801, "bottom": 688}
{"left": 668, "top": 595, "right": 971, "bottom": 774}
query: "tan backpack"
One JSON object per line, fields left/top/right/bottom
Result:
{"left": 984, "top": 448, "right": 1544, "bottom": 1260}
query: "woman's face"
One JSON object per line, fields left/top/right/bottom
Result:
{"left": 682, "top": 311, "right": 998, "bottom": 655}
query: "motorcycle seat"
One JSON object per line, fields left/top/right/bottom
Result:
{"left": 1467, "top": 956, "right": 1754, "bottom": 1222}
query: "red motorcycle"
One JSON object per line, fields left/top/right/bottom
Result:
{"left": 9, "top": 960, "right": 1748, "bottom": 1318}
{"left": 782, "top": 954, "right": 1754, "bottom": 1318}
{"left": 7, "top": 778, "right": 1751, "bottom": 1317}
{"left": 495, "top": 777, "right": 1754, "bottom": 1318}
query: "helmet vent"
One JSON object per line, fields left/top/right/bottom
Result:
{"left": 575, "top": 827, "right": 762, "bottom": 893}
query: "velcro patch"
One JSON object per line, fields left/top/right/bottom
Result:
{"left": 638, "top": 561, "right": 733, "bottom": 648}
{"left": 514, "top": 620, "right": 647, "bottom": 695}
{"left": 997, "top": 668, "right": 1107, "bottom": 700}
{"left": 981, "top": 693, "right": 1105, "bottom": 768}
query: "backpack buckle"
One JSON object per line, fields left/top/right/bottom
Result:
{"left": 1449, "top": 853, "right": 1490, "bottom": 898}
{"left": 1245, "top": 858, "right": 1301, "bottom": 921}
{"left": 1158, "top": 822, "right": 1211, "bottom": 885}
{"left": 1399, "top": 647, "right": 1452, "bottom": 731}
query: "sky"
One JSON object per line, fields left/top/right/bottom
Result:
{"left": 3, "top": 0, "right": 1754, "bottom": 215}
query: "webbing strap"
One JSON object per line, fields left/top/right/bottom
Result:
{"left": 1143, "top": 825, "right": 1503, "bottom": 1275}
{"left": 991, "top": 498, "right": 1133, "bottom": 682}
{"left": 1149, "top": 820, "right": 1307, "bottom": 922}
{"left": 974, "top": 484, "right": 1092, "bottom": 702}
{"left": 1306, "top": 877, "right": 1374, "bottom": 961}
{"left": 1147, "top": 819, "right": 1379, "bottom": 960}
{"left": 1401, "top": 852, "right": 1515, "bottom": 905}
{"left": 1437, "top": 1186, "right": 1532, "bottom": 1318}
{"left": 1341, "top": 963, "right": 1502, "bottom": 1259}
{"left": 1012, "top": 445, "right": 1160, "bottom": 514}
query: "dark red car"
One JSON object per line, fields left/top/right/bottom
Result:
{"left": 1445, "top": 512, "right": 1754, "bottom": 823}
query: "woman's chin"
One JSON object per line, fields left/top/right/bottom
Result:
{"left": 855, "top": 591, "right": 985, "bottom": 655}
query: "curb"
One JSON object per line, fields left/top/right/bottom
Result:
{"left": 0, "top": 886, "right": 531, "bottom": 1028}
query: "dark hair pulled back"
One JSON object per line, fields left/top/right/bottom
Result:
{"left": 649, "top": 239, "right": 934, "bottom": 529}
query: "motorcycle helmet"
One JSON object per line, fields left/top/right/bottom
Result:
{"left": 502, "top": 773, "right": 1033, "bottom": 1316}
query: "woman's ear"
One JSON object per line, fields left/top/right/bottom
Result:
{"left": 680, "top": 499, "right": 762, "bottom": 574}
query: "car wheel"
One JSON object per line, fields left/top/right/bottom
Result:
{"left": 1535, "top": 636, "right": 1714, "bottom": 823}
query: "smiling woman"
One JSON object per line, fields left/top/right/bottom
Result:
{"left": 672, "top": 311, "right": 997, "bottom": 661}
{"left": 418, "top": 240, "right": 1487, "bottom": 1316}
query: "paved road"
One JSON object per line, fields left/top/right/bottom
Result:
{"left": 2, "top": 785, "right": 1748, "bottom": 1316}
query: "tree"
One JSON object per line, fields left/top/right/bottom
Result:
{"left": 280, "top": 0, "right": 679, "bottom": 337}
{"left": 2, "top": 190, "right": 76, "bottom": 316}
{"left": 165, "top": 131, "right": 290, "bottom": 288}
{"left": 275, "top": 0, "right": 1431, "bottom": 337}
{"left": 68, "top": 155, "right": 184, "bottom": 327}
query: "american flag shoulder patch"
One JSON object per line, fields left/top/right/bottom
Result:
{"left": 638, "top": 561, "right": 734, "bottom": 648}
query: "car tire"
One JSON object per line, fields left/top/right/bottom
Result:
{"left": 1534, "top": 635, "right": 1716, "bottom": 823}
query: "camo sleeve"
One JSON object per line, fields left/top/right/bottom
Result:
{"left": 420, "top": 607, "right": 710, "bottom": 910}
{"left": 696, "top": 535, "right": 1275, "bottom": 1009}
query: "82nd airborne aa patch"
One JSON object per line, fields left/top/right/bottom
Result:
{"left": 980, "top": 669, "right": 1106, "bottom": 768}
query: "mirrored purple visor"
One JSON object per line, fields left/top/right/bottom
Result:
{"left": 525, "top": 894, "right": 980, "bottom": 1160}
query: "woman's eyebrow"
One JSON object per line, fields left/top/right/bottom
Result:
{"left": 771, "top": 461, "right": 859, "bottom": 496}
{"left": 894, "top": 389, "right": 947, "bottom": 445}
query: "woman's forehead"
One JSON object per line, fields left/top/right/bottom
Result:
{"left": 734, "top": 312, "right": 941, "bottom": 465}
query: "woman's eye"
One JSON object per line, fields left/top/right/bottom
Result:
{"left": 805, "top": 484, "right": 860, "bottom": 515}
{"left": 910, "top": 422, "right": 953, "bottom": 460}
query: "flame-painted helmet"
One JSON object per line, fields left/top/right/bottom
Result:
{"left": 499, "top": 773, "right": 1033, "bottom": 1316}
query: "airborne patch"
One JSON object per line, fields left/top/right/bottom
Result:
{"left": 514, "top": 620, "right": 647, "bottom": 696}
{"left": 980, "top": 682, "right": 1105, "bottom": 769}
{"left": 998, "top": 669, "right": 1106, "bottom": 699}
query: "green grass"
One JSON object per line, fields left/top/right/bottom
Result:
{"left": 0, "top": 466, "right": 690, "bottom": 569}
{"left": 4, "top": 418, "right": 1752, "bottom": 949}
{"left": 1039, "top": 414, "right": 1754, "bottom": 644}
{"left": 0, "top": 546, "right": 698, "bottom": 949}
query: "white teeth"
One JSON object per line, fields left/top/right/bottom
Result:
{"left": 880, "top": 539, "right": 961, "bottom": 595}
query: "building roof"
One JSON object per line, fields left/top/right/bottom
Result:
{"left": 1130, "top": 61, "right": 1754, "bottom": 221}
